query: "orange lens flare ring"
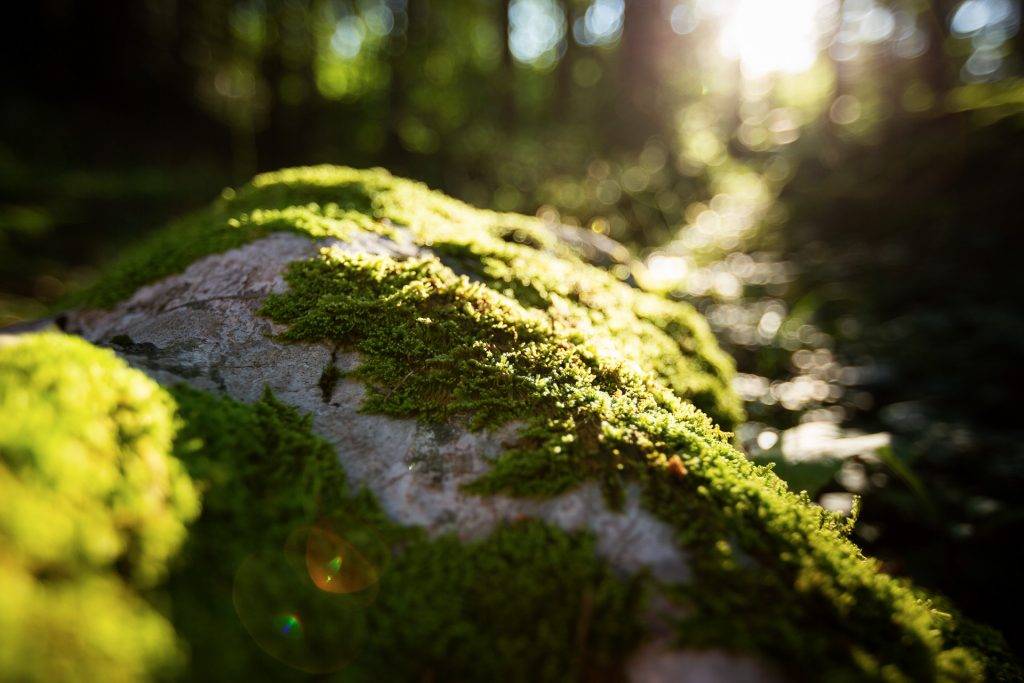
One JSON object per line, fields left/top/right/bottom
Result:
{"left": 232, "top": 516, "right": 389, "bottom": 672}
{"left": 305, "top": 525, "right": 380, "bottom": 594}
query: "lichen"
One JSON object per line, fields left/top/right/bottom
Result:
{"left": 0, "top": 332, "right": 199, "bottom": 682}
{"left": 166, "top": 385, "right": 643, "bottom": 681}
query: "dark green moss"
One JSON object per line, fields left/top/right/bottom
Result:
{"left": 163, "top": 385, "right": 372, "bottom": 681}
{"left": 348, "top": 521, "right": 644, "bottom": 682}
{"left": 165, "top": 385, "right": 643, "bottom": 682}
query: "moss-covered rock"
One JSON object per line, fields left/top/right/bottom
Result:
{"left": 0, "top": 333, "right": 198, "bottom": 682}
{"left": 166, "top": 386, "right": 643, "bottom": 680}
{"left": 66, "top": 166, "right": 741, "bottom": 431}
{"left": 35, "top": 166, "right": 1021, "bottom": 680}
{"left": 0, "top": 334, "right": 644, "bottom": 681}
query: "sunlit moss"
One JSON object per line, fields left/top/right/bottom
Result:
{"left": 0, "top": 333, "right": 199, "bottom": 682}
{"left": 67, "top": 165, "right": 739, "bottom": 430}
{"left": 65, "top": 166, "right": 1018, "bottom": 679}
{"left": 257, "top": 242, "right": 1019, "bottom": 680}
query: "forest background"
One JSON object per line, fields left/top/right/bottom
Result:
{"left": 3, "top": 0, "right": 1023, "bottom": 656}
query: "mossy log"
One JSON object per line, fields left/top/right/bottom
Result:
{"left": 1, "top": 167, "right": 1017, "bottom": 682}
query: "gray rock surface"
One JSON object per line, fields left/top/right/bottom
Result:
{"left": 59, "top": 231, "right": 771, "bottom": 682}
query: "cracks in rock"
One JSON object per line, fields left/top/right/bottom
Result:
{"left": 318, "top": 345, "right": 342, "bottom": 403}
{"left": 158, "top": 293, "right": 266, "bottom": 315}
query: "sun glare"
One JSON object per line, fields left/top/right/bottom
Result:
{"left": 719, "top": 0, "right": 825, "bottom": 77}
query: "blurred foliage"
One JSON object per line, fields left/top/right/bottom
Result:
{"left": 0, "top": 333, "right": 199, "bottom": 681}
{"left": 3, "top": 0, "right": 1024, "bottom": 661}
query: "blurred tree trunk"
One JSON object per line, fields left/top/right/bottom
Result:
{"left": 387, "top": 0, "right": 427, "bottom": 169}
{"left": 554, "top": 0, "right": 577, "bottom": 116}
{"left": 920, "top": 0, "right": 956, "bottom": 94}
{"left": 615, "top": 0, "right": 668, "bottom": 149}
{"left": 257, "top": 1, "right": 319, "bottom": 172}
{"left": 500, "top": 0, "right": 517, "bottom": 130}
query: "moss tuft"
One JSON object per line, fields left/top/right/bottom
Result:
{"left": 0, "top": 332, "right": 199, "bottom": 681}
{"left": 66, "top": 165, "right": 739, "bottom": 430}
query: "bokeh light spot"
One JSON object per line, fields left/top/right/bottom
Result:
{"left": 719, "top": 0, "right": 825, "bottom": 76}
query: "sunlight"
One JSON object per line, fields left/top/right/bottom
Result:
{"left": 718, "top": 0, "right": 825, "bottom": 77}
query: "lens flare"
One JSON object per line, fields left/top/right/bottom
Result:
{"left": 232, "top": 547, "right": 368, "bottom": 673}
{"left": 306, "top": 525, "right": 382, "bottom": 595}
{"left": 283, "top": 515, "right": 390, "bottom": 599}
{"left": 273, "top": 613, "right": 303, "bottom": 640}
{"left": 232, "top": 514, "right": 390, "bottom": 672}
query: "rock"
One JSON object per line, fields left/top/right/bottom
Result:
{"left": 8, "top": 166, "right": 1012, "bottom": 681}
{"left": 64, "top": 230, "right": 770, "bottom": 680}
{"left": 67, "top": 232, "right": 687, "bottom": 574}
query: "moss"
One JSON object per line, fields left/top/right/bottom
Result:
{"left": 162, "top": 384, "right": 370, "bottom": 680}
{"left": 350, "top": 520, "right": 644, "bottom": 682}
{"left": 64, "top": 165, "right": 1019, "bottom": 679}
{"left": 61, "top": 183, "right": 383, "bottom": 311}
{"left": 65, "top": 166, "right": 738, "bottom": 430}
{"left": 1, "top": 334, "right": 638, "bottom": 680}
{"left": 0, "top": 332, "right": 199, "bottom": 682}
{"left": 165, "top": 385, "right": 643, "bottom": 681}
{"left": 260, "top": 246, "right": 1016, "bottom": 680}
{"left": 428, "top": 237, "right": 742, "bottom": 429}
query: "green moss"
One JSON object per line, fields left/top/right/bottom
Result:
{"left": 428, "top": 237, "right": 742, "bottom": 429}
{"left": 260, "top": 246, "right": 1016, "bottom": 680}
{"left": 162, "top": 384, "right": 370, "bottom": 680}
{"left": 165, "top": 385, "right": 643, "bottom": 681}
{"left": 65, "top": 166, "right": 738, "bottom": 430}
{"left": 0, "top": 332, "right": 199, "bottom": 682}
{"left": 350, "top": 521, "right": 644, "bottom": 682}
{"left": 63, "top": 165, "right": 1019, "bottom": 679}
{"left": 1, "top": 334, "right": 638, "bottom": 680}
{"left": 61, "top": 178, "right": 384, "bottom": 311}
